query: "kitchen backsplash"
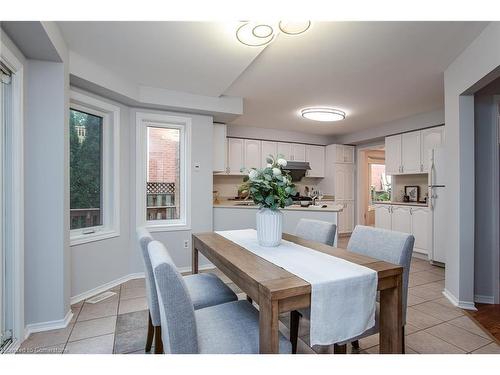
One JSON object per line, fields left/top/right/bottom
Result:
{"left": 213, "top": 175, "right": 324, "bottom": 198}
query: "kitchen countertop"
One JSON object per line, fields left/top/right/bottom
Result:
{"left": 373, "top": 201, "right": 429, "bottom": 207}
{"left": 213, "top": 198, "right": 344, "bottom": 212}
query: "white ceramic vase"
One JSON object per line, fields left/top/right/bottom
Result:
{"left": 256, "top": 208, "right": 283, "bottom": 247}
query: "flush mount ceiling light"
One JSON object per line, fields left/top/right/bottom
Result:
{"left": 236, "top": 21, "right": 311, "bottom": 47}
{"left": 301, "top": 108, "right": 346, "bottom": 122}
{"left": 278, "top": 21, "right": 311, "bottom": 35}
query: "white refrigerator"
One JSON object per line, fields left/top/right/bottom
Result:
{"left": 428, "top": 147, "right": 446, "bottom": 264}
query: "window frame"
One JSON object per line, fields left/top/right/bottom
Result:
{"left": 69, "top": 91, "right": 120, "bottom": 246}
{"left": 136, "top": 111, "right": 191, "bottom": 232}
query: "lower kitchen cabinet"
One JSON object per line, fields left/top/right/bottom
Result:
{"left": 337, "top": 200, "right": 354, "bottom": 234}
{"left": 374, "top": 204, "right": 430, "bottom": 256}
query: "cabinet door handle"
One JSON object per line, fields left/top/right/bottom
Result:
{"left": 401, "top": 165, "right": 404, "bottom": 173}
{"left": 410, "top": 208, "right": 413, "bottom": 215}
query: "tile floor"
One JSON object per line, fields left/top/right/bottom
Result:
{"left": 16, "top": 254, "right": 500, "bottom": 354}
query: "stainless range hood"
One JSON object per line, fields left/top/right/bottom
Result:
{"left": 283, "top": 161, "right": 311, "bottom": 182}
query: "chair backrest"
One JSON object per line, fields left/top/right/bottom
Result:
{"left": 136, "top": 227, "right": 160, "bottom": 326}
{"left": 347, "top": 225, "right": 414, "bottom": 324}
{"left": 148, "top": 240, "right": 199, "bottom": 354}
{"left": 295, "top": 218, "right": 337, "bottom": 246}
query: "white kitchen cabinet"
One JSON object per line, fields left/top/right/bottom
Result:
{"left": 261, "top": 141, "right": 277, "bottom": 167}
{"left": 337, "top": 200, "right": 355, "bottom": 234}
{"left": 305, "top": 145, "right": 325, "bottom": 177}
{"left": 385, "top": 134, "right": 402, "bottom": 175}
{"left": 212, "top": 123, "right": 227, "bottom": 173}
{"left": 334, "top": 164, "right": 355, "bottom": 200}
{"left": 244, "top": 139, "right": 261, "bottom": 171}
{"left": 411, "top": 207, "right": 430, "bottom": 255}
{"left": 227, "top": 138, "right": 244, "bottom": 175}
{"left": 402, "top": 131, "right": 422, "bottom": 173}
{"left": 334, "top": 145, "right": 355, "bottom": 163}
{"left": 291, "top": 143, "right": 306, "bottom": 161}
{"left": 421, "top": 126, "right": 444, "bottom": 172}
{"left": 391, "top": 206, "right": 412, "bottom": 234}
{"left": 277, "top": 142, "right": 292, "bottom": 160}
{"left": 374, "top": 205, "right": 392, "bottom": 230}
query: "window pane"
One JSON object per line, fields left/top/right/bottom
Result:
{"left": 70, "top": 109, "right": 103, "bottom": 230}
{"left": 146, "top": 126, "right": 180, "bottom": 221}
{"left": 369, "top": 163, "right": 391, "bottom": 203}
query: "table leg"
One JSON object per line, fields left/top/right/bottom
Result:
{"left": 379, "top": 274, "right": 403, "bottom": 353}
{"left": 192, "top": 244, "right": 199, "bottom": 274}
{"left": 259, "top": 290, "right": 279, "bottom": 354}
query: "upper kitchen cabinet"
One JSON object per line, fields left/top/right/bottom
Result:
{"left": 277, "top": 142, "right": 292, "bottom": 160}
{"left": 334, "top": 144, "right": 355, "bottom": 163}
{"left": 385, "top": 134, "right": 402, "bottom": 175}
{"left": 305, "top": 145, "right": 325, "bottom": 177}
{"left": 244, "top": 139, "right": 262, "bottom": 171}
{"left": 227, "top": 138, "right": 245, "bottom": 175}
{"left": 261, "top": 141, "right": 278, "bottom": 167}
{"left": 213, "top": 123, "right": 227, "bottom": 173}
{"left": 291, "top": 143, "right": 306, "bottom": 161}
{"left": 421, "top": 126, "right": 444, "bottom": 172}
{"left": 402, "top": 131, "right": 422, "bottom": 173}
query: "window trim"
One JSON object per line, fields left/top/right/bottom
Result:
{"left": 69, "top": 91, "right": 120, "bottom": 246}
{"left": 136, "top": 111, "right": 191, "bottom": 232}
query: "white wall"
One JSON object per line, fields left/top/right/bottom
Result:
{"left": 443, "top": 22, "right": 500, "bottom": 309}
{"left": 335, "top": 108, "right": 444, "bottom": 145}
{"left": 226, "top": 124, "right": 332, "bottom": 145}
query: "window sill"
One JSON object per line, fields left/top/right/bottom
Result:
{"left": 146, "top": 223, "right": 192, "bottom": 233}
{"left": 70, "top": 229, "right": 120, "bottom": 247}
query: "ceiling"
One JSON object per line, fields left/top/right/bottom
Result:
{"left": 58, "top": 21, "right": 488, "bottom": 136}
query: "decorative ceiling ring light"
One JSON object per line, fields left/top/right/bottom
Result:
{"left": 279, "top": 21, "right": 312, "bottom": 35}
{"left": 236, "top": 22, "right": 275, "bottom": 47}
{"left": 301, "top": 107, "right": 346, "bottom": 122}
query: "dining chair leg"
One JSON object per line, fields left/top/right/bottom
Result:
{"left": 154, "top": 326, "right": 163, "bottom": 354}
{"left": 334, "top": 344, "right": 347, "bottom": 354}
{"left": 351, "top": 340, "right": 360, "bottom": 350}
{"left": 402, "top": 326, "right": 405, "bottom": 354}
{"left": 289, "top": 310, "right": 300, "bottom": 354}
{"left": 246, "top": 295, "right": 253, "bottom": 304}
{"left": 145, "top": 312, "right": 154, "bottom": 352}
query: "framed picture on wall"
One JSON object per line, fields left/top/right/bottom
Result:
{"left": 405, "top": 185, "right": 420, "bottom": 202}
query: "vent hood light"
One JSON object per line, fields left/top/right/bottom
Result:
{"left": 301, "top": 108, "right": 346, "bottom": 122}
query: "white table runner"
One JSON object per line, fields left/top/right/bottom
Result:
{"left": 216, "top": 229, "right": 377, "bottom": 346}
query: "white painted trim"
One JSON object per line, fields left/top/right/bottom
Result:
{"left": 24, "top": 310, "right": 73, "bottom": 339}
{"left": 0, "top": 39, "right": 25, "bottom": 345}
{"left": 69, "top": 90, "right": 121, "bottom": 246}
{"left": 70, "top": 272, "right": 144, "bottom": 305}
{"left": 442, "top": 289, "right": 477, "bottom": 311}
{"left": 474, "top": 294, "right": 495, "bottom": 304}
{"left": 135, "top": 111, "right": 192, "bottom": 232}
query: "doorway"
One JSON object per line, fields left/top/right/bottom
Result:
{"left": 356, "top": 145, "right": 391, "bottom": 226}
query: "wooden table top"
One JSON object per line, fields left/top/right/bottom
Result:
{"left": 192, "top": 232, "right": 403, "bottom": 301}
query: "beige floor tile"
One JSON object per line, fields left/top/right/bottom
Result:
{"left": 406, "top": 331, "right": 465, "bottom": 354}
{"left": 363, "top": 345, "right": 418, "bottom": 354}
{"left": 78, "top": 296, "right": 119, "bottom": 321}
{"left": 17, "top": 343, "right": 66, "bottom": 354}
{"left": 412, "top": 270, "right": 444, "bottom": 283}
{"left": 296, "top": 336, "right": 316, "bottom": 354}
{"left": 69, "top": 316, "right": 117, "bottom": 342}
{"left": 407, "top": 293, "right": 427, "bottom": 306}
{"left": 411, "top": 301, "right": 464, "bottom": 321}
{"left": 447, "top": 316, "right": 493, "bottom": 340}
{"left": 118, "top": 296, "right": 148, "bottom": 315}
{"left": 405, "top": 323, "right": 420, "bottom": 335}
{"left": 406, "top": 307, "right": 443, "bottom": 329}
{"left": 358, "top": 333, "right": 379, "bottom": 349}
{"left": 64, "top": 334, "right": 114, "bottom": 354}
{"left": 425, "top": 322, "right": 491, "bottom": 352}
{"left": 18, "top": 324, "right": 74, "bottom": 350}
{"left": 426, "top": 267, "right": 445, "bottom": 278}
{"left": 471, "top": 342, "right": 500, "bottom": 354}
{"left": 409, "top": 274, "right": 432, "bottom": 287}
{"left": 122, "top": 278, "right": 145, "bottom": 289}
{"left": 120, "top": 286, "right": 146, "bottom": 300}
{"left": 408, "top": 285, "right": 445, "bottom": 301}
{"left": 410, "top": 260, "right": 434, "bottom": 273}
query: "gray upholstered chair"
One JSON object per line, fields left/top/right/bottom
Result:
{"left": 294, "top": 218, "right": 337, "bottom": 246}
{"left": 148, "top": 240, "right": 292, "bottom": 354}
{"left": 136, "top": 227, "right": 238, "bottom": 353}
{"left": 289, "top": 225, "right": 414, "bottom": 354}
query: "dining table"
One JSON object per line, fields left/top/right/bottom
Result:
{"left": 191, "top": 231, "right": 404, "bottom": 354}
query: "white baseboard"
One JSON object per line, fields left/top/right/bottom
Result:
{"left": 474, "top": 294, "right": 495, "bottom": 304}
{"left": 70, "top": 272, "right": 145, "bottom": 305}
{"left": 24, "top": 309, "right": 73, "bottom": 339}
{"left": 178, "top": 263, "right": 215, "bottom": 274}
{"left": 443, "top": 289, "right": 477, "bottom": 311}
